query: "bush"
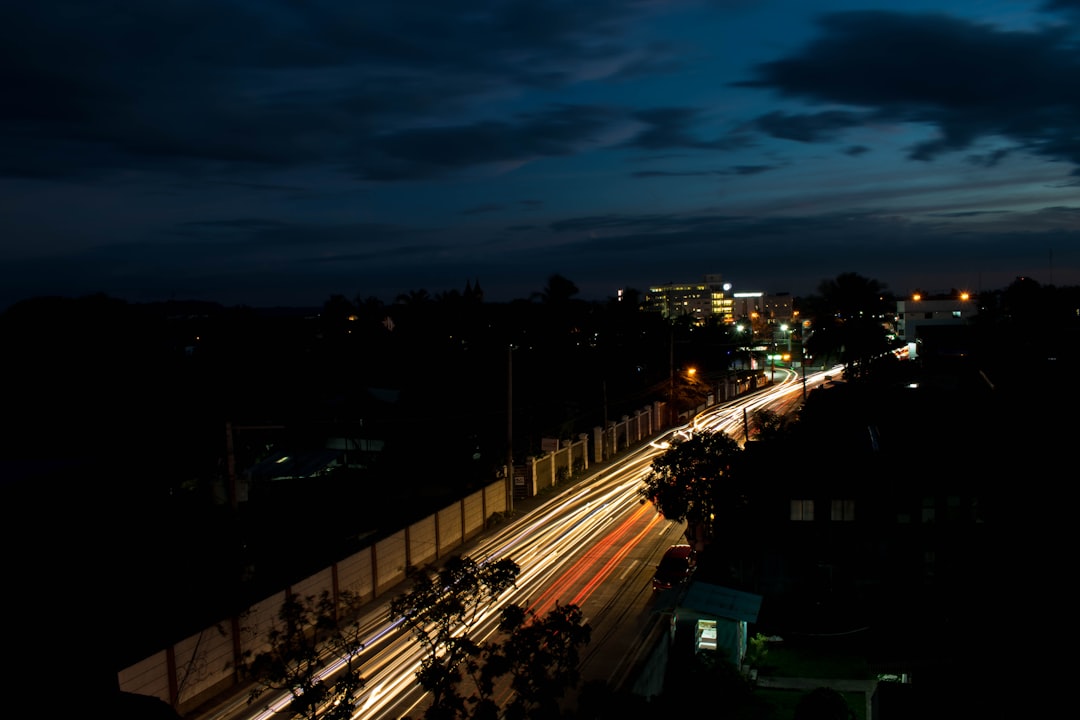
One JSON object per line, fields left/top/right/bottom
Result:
{"left": 745, "top": 632, "right": 770, "bottom": 669}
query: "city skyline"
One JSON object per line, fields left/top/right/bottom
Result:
{"left": 2, "top": 1, "right": 1079, "bottom": 311}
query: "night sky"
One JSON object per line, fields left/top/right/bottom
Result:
{"left": 3, "top": 0, "right": 1080, "bottom": 310}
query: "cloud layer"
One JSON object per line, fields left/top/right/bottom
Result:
{"left": 2, "top": 1, "right": 1079, "bottom": 308}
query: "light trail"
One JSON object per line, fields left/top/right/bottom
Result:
{"left": 213, "top": 365, "right": 846, "bottom": 720}
{"left": 569, "top": 508, "right": 662, "bottom": 608}
{"left": 527, "top": 501, "right": 655, "bottom": 618}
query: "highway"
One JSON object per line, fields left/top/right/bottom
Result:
{"left": 202, "top": 364, "right": 840, "bottom": 720}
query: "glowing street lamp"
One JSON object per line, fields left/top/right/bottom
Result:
{"left": 771, "top": 324, "right": 791, "bottom": 382}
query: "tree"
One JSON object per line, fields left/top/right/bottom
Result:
{"left": 802, "top": 272, "right": 893, "bottom": 378}
{"left": 750, "top": 408, "right": 787, "bottom": 442}
{"left": 239, "top": 590, "right": 367, "bottom": 720}
{"left": 389, "top": 555, "right": 521, "bottom": 720}
{"left": 532, "top": 273, "right": 579, "bottom": 305}
{"left": 481, "top": 602, "right": 592, "bottom": 720}
{"left": 638, "top": 430, "right": 745, "bottom": 547}
{"left": 672, "top": 366, "right": 710, "bottom": 418}
{"left": 396, "top": 288, "right": 433, "bottom": 305}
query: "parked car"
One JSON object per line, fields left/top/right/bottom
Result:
{"left": 652, "top": 544, "right": 696, "bottom": 590}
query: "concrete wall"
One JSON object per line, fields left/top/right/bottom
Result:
{"left": 117, "top": 478, "right": 509, "bottom": 713}
{"left": 528, "top": 433, "right": 590, "bottom": 495}
{"left": 118, "top": 384, "right": 749, "bottom": 713}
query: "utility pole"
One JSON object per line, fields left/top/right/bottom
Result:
{"left": 506, "top": 344, "right": 514, "bottom": 514}
{"left": 801, "top": 348, "right": 808, "bottom": 400}
{"left": 225, "top": 422, "right": 285, "bottom": 511}
{"left": 669, "top": 327, "right": 675, "bottom": 427}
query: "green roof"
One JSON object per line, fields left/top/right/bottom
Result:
{"left": 679, "top": 582, "right": 762, "bottom": 623}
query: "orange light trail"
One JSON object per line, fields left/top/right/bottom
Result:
{"left": 527, "top": 502, "right": 659, "bottom": 618}
{"left": 570, "top": 510, "right": 661, "bottom": 607}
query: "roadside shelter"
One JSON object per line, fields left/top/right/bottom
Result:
{"left": 675, "top": 582, "right": 762, "bottom": 667}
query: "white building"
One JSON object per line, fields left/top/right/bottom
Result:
{"left": 896, "top": 292, "right": 976, "bottom": 358}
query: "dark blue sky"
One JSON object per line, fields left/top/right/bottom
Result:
{"left": 3, "top": 0, "right": 1079, "bottom": 310}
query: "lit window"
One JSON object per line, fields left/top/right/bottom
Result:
{"left": 791, "top": 499, "right": 814, "bottom": 521}
{"left": 922, "top": 496, "right": 935, "bottom": 523}
{"left": 830, "top": 499, "right": 855, "bottom": 521}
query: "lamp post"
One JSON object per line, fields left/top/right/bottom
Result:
{"left": 736, "top": 318, "right": 754, "bottom": 371}
{"left": 798, "top": 330, "right": 808, "bottom": 400}
{"left": 771, "top": 323, "right": 789, "bottom": 382}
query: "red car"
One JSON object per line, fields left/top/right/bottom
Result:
{"left": 652, "top": 544, "right": 696, "bottom": 590}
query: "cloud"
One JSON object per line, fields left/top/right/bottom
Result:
{"left": 625, "top": 108, "right": 753, "bottom": 151}
{"left": 753, "top": 110, "right": 869, "bottom": 143}
{"left": 734, "top": 10, "right": 1080, "bottom": 171}
{"left": 1043, "top": 1, "right": 1080, "bottom": 13}
{"left": 0, "top": 1, "right": 673, "bottom": 179}
{"left": 358, "top": 105, "right": 623, "bottom": 180}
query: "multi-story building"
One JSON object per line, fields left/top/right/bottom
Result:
{"left": 645, "top": 281, "right": 714, "bottom": 322}
{"left": 762, "top": 292, "right": 794, "bottom": 325}
{"left": 644, "top": 276, "right": 796, "bottom": 333}
{"left": 646, "top": 274, "right": 733, "bottom": 324}
{"left": 896, "top": 291, "right": 976, "bottom": 358}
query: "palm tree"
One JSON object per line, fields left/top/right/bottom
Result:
{"left": 803, "top": 272, "right": 893, "bottom": 378}
{"left": 395, "top": 288, "right": 431, "bottom": 306}
{"left": 532, "top": 273, "right": 579, "bottom": 305}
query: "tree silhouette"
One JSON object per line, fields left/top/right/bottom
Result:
{"left": 532, "top": 273, "right": 580, "bottom": 305}
{"left": 802, "top": 272, "right": 893, "bottom": 378}
{"left": 750, "top": 408, "right": 788, "bottom": 442}
{"left": 239, "top": 590, "right": 367, "bottom": 720}
{"left": 396, "top": 288, "right": 432, "bottom": 305}
{"left": 479, "top": 602, "right": 592, "bottom": 720}
{"left": 389, "top": 555, "right": 520, "bottom": 719}
{"left": 639, "top": 430, "right": 745, "bottom": 547}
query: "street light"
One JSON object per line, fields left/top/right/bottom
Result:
{"left": 736, "top": 318, "right": 755, "bottom": 371}
{"left": 771, "top": 323, "right": 790, "bottom": 382}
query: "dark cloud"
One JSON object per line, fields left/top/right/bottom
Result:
{"left": 631, "top": 164, "right": 774, "bottom": 178}
{"left": 735, "top": 10, "right": 1080, "bottom": 170}
{"left": 730, "top": 165, "right": 775, "bottom": 175}
{"left": 625, "top": 108, "right": 753, "bottom": 150}
{"left": 928, "top": 210, "right": 1011, "bottom": 218}
{"left": 753, "top": 110, "right": 869, "bottom": 143}
{"left": 2, "top": 2, "right": 1078, "bottom": 311}
{"left": 462, "top": 204, "right": 504, "bottom": 216}
{"left": 0, "top": 1, "right": 673, "bottom": 180}
{"left": 631, "top": 170, "right": 722, "bottom": 178}
{"left": 361, "top": 105, "right": 622, "bottom": 180}
{"left": 1043, "top": 0, "right": 1080, "bottom": 12}
{"left": 177, "top": 219, "right": 289, "bottom": 231}
{"left": 966, "top": 148, "right": 1013, "bottom": 168}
